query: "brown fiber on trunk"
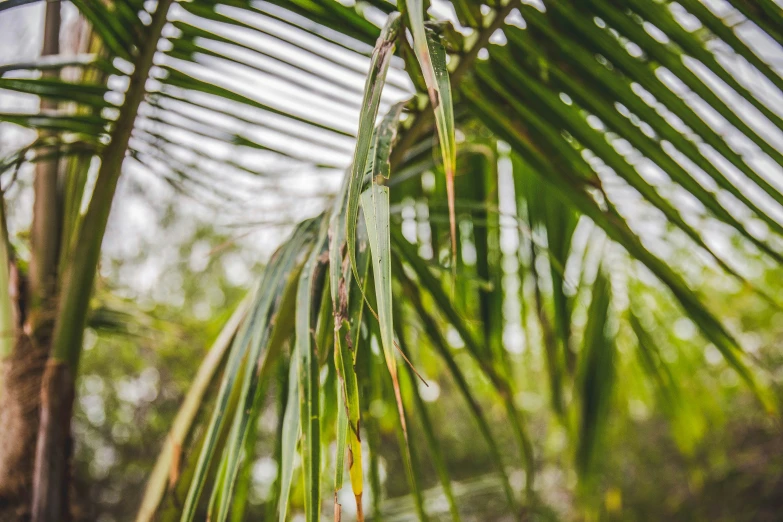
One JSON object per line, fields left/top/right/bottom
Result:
{"left": 0, "top": 334, "right": 49, "bottom": 522}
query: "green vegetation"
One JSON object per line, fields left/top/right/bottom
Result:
{"left": 1, "top": 0, "right": 783, "bottom": 520}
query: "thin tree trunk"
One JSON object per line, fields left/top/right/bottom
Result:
{"left": 28, "top": 0, "right": 62, "bottom": 328}
{"left": 30, "top": 362, "right": 73, "bottom": 522}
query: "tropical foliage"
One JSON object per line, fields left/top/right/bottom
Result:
{"left": 1, "top": 0, "right": 783, "bottom": 520}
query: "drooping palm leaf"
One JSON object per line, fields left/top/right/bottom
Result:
{"left": 4, "top": 0, "right": 783, "bottom": 519}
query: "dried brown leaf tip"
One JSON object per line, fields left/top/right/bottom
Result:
{"left": 355, "top": 493, "right": 364, "bottom": 522}
{"left": 334, "top": 493, "right": 342, "bottom": 522}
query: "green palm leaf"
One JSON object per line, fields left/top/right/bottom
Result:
{"left": 5, "top": 0, "right": 783, "bottom": 519}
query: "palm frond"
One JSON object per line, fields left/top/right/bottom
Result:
{"left": 5, "top": 0, "right": 783, "bottom": 519}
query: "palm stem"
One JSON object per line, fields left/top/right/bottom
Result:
{"left": 48, "top": 0, "right": 172, "bottom": 370}
{"left": 31, "top": 2, "right": 175, "bottom": 519}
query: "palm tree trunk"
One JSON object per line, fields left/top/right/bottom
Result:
{"left": 0, "top": 334, "right": 49, "bottom": 521}
{"left": 0, "top": 1, "right": 61, "bottom": 518}
{"left": 30, "top": 361, "right": 73, "bottom": 522}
